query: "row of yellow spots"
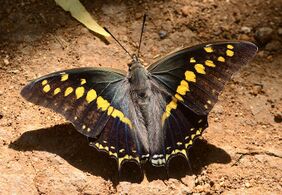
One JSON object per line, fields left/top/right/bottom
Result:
{"left": 204, "top": 44, "right": 234, "bottom": 57}
{"left": 164, "top": 127, "right": 203, "bottom": 161}
{"left": 203, "top": 44, "right": 235, "bottom": 64}
{"left": 161, "top": 44, "right": 235, "bottom": 124}
{"left": 226, "top": 44, "right": 234, "bottom": 57}
{"left": 194, "top": 45, "right": 218, "bottom": 75}
{"left": 183, "top": 128, "right": 202, "bottom": 149}
{"left": 93, "top": 142, "right": 140, "bottom": 167}
{"left": 165, "top": 148, "right": 187, "bottom": 161}
{"left": 190, "top": 56, "right": 215, "bottom": 109}
{"left": 161, "top": 70, "right": 197, "bottom": 125}
{"left": 42, "top": 80, "right": 51, "bottom": 93}
{"left": 41, "top": 73, "right": 133, "bottom": 129}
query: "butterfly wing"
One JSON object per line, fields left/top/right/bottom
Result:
{"left": 21, "top": 67, "right": 140, "bottom": 167}
{"left": 147, "top": 41, "right": 257, "bottom": 165}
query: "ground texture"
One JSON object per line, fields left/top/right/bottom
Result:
{"left": 0, "top": 0, "right": 281, "bottom": 194}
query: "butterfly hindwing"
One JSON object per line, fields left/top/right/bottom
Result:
{"left": 145, "top": 79, "right": 208, "bottom": 166}
{"left": 89, "top": 82, "right": 144, "bottom": 167}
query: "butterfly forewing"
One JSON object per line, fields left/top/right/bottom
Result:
{"left": 149, "top": 41, "right": 257, "bottom": 115}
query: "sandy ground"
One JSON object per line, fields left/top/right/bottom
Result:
{"left": 0, "top": 0, "right": 281, "bottom": 194}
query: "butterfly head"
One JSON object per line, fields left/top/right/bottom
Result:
{"left": 128, "top": 54, "right": 144, "bottom": 71}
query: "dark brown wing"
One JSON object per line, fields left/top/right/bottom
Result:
{"left": 146, "top": 41, "right": 257, "bottom": 166}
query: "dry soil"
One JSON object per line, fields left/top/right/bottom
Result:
{"left": 0, "top": 0, "right": 281, "bottom": 194}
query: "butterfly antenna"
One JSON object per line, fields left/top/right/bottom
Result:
{"left": 137, "top": 14, "right": 147, "bottom": 58}
{"left": 104, "top": 27, "right": 133, "bottom": 59}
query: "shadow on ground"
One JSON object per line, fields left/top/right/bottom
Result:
{"left": 9, "top": 123, "right": 231, "bottom": 184}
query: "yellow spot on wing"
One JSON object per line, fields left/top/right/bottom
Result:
{"left": 97, "top": 96, "right": 110, "bottom": 111}
{"left": 43, "top": 84, "right": 51, "bottom": 93}
{"left": 109, "top": 151, "right": 117, "bottom": 157}
{"left": 107, "top": 106, "right": 114, "bottom": 115}
{"left": 205, "top": 60, "right": 216, "bottom": 67}
{"left": 80, "top": 78, "right": 86, "bottom": 85}
{"left": 175, "top": 149, "right": 188, "bottom": 159}
{"left": 194, "top": 64, "right": 206, "bottom": 74}
{"left": 53, "top": 88, "right": 61, "bottom": 95}
{"left": 121, "top": 117, "right": 132, "bottom": 129}
{"left": 161, "top": 113, "right": 169, "bottom": 125}
{"left": 86, "top": 89, "right": 97, "bottom": 103}
{"left": 166, "top": 99, "right": 177, "bottom": 112}
{"left": 185, "top": 71, "right": 196, "bottom": 82}
{"left": 64, "top": 87, "right": 73, "bottom": 96}
{"left": 226, "top": 49, "right": 234, "bottom": 57}
{"left": 61, "top": 74, "right": 68, "bottom": 81}
{"left": 217, "top": 56, "right": 225, "bottom": 62}
{"left": 181, "top": 80, "right": 188, "bottom": 88}
{"left": 106, "top": 104, "right": 132, "bottom": 128}
{"left": 227, "top": 44, "right": 234, "bottom": 49}
{"left": 190, "top": 57, "right": 196, "bottom": 63}
{"left": 42, "top": 80, "right": 48, "bottom": 86}
{"left": 185, "top": 140, "right": 193, "bottom": 148}
{"left": 162, "top": 98, "right": 178, "bottom": 125}
{"left": 75, "top": 86, "right": 85, "bottom": 99}
{"left": 204, "top": 46, "right": 213, "bottom": 53}
{"left": 176, "top": 80, "right": 189, "bottom": 95}
{"left": 175, "top": 94, "right": 184, "bottom": 102}
{"left": 165, "top": 154, "right": 170, "bottom": 161}
{"left": 112, "top": 109, "right": 124, "bottom": 118}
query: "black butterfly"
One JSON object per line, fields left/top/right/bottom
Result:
{"left": 21, "top": 40, "right": 257, "bottom": 169}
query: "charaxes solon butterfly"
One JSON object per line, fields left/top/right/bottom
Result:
{"left": 21, "top": 40, "right": 257, "bottom": 169}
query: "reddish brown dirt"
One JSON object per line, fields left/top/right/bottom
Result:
{"left": 0, "top": 0, "right": 281, "bottom": 194}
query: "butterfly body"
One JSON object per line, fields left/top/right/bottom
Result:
{"left": 21, "top": 41, "right": 257, "bottom": 168}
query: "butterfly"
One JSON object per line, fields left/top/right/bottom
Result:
{"left": 21, "top": 40, "right": 257, "bottom": 169}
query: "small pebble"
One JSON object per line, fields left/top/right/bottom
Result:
{"left": 240, "top": 26, "right": 252, "bottom": 34}
{"left": 245, "top": 182, "right": 251, "bottom": 188}
{"left": 3, "top": 58, "right": 9, "bottom": 65}
{"left": 255, "top": 27, "right": 273, "bottom": 45}
{"left": 159, "top": 30, "right": 167, "bottom": 39}
{"left": 278, "top": 28, "right": 282, "bottom": 35}
{"left": 251, "top": 84, "right": 263, "bottom": 96}
{"left": 181, "top": 6, "right": 190, "bottom": 16}
{"left": 239, "top": 34, "right": 251, "bottom": 41}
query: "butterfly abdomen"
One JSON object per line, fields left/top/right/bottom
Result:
{"left": 128, "top": 61, "right": 168, "bottom": 162}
